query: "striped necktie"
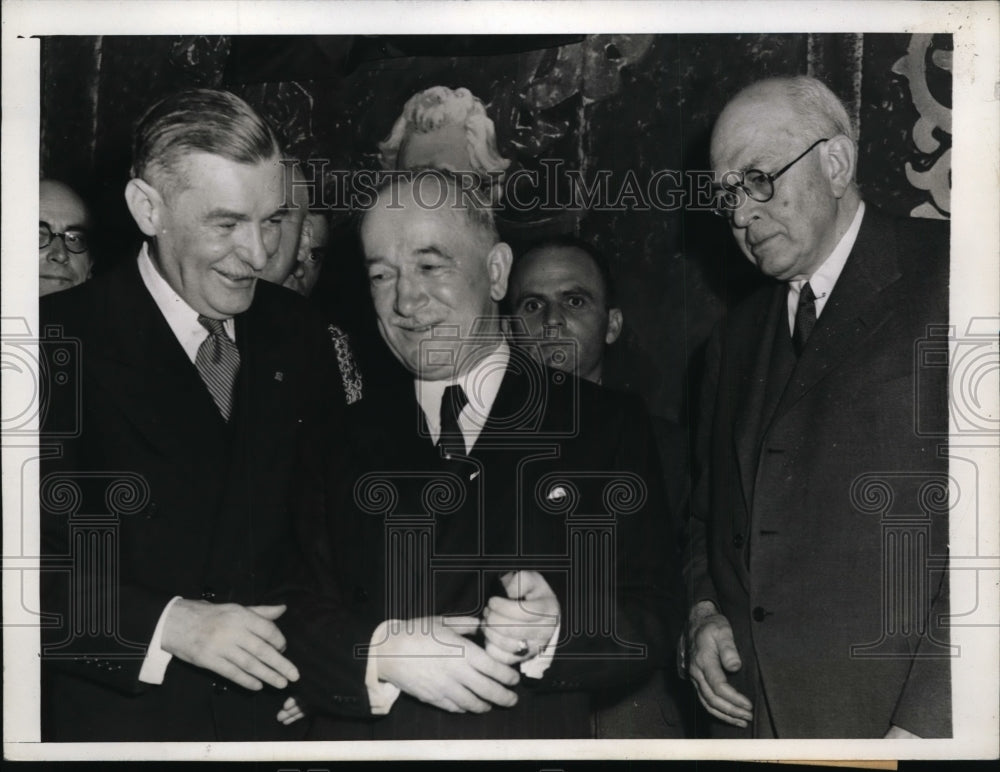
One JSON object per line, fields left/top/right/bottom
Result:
{"left": 195, "top": 316, "right": 240, "bottom": 420}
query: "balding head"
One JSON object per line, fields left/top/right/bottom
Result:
{"left": 710, "top": 76, "right": 861, "bottom": 281}
{"left": 39, "top": 179, "right": 93, "bottom": 296}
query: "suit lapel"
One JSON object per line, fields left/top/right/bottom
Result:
{"left": 477, "top": 360, "right": 534, "bottom": 446}
{"left": 732, "top": 286, "right": 786, "bottom": 511}
{"left": 228, "top": 295, "right": 293, "bottom": 461}
{"left": 772, "top": 208, "right": 902, "bottom": 421}
{"left": 89, "top": 259, "right": 226, "bottom": 468}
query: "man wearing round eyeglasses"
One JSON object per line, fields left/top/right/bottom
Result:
{"left": 682, "top": 76, "right": 950, "bottom": 738}
{"left": 39, "top": 179, "right": 93, "bottom": 296}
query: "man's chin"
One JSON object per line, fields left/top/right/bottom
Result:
{"left": 204, "top": 282, "right": 257, "bottom": 317}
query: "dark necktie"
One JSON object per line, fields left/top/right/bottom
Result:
{"left": 792, "top": 282, "right": 817, "bottom": 357}
{"left": 195, "top": 316, "right": 240, "bottom": 421}
{"left": 438, "top": 383, "right": 468, "bottom": 453}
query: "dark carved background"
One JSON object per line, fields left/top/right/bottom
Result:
{"left": 39, "top": 34, "right": 951, "bottom": 422}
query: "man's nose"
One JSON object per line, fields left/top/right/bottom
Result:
{"left": 544, "top": 305, "right": 565, "bottom": 328}
{"left": 43, "top": 237, "right": 70, "bottom": 265}
{"left": 394, "top": 273, "right": 427, "bottom": 317}
{"left": 730, "top": 196, "right": 762, "bottom": 229}
{"left": 242, "top": 225, "right": 270, "bottom": 271}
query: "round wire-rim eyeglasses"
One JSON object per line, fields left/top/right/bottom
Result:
{"left": 39, "top": 221, "right": 90, "bottom": 254}
{"left": 711, "top": 137, "right": 830, "bottom": 219}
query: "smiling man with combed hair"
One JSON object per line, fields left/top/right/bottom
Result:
{"left": 40, "top": 88, "right": 344, "bottom": 741}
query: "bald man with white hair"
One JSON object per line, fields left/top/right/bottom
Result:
{"left": 681, "top": 75, "right": 951, "bottom": 739}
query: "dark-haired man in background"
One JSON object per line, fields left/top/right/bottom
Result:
{"left": 506, "top": 235, "right": 623, "bottom": 385}
{"left": 40, "top": 88, "right": 342, "bottom": 741}
{"left": 507, "top": 235, "right": 692, "bottom": 737}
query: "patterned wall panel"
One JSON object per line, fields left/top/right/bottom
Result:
{"left": 39, "top": 34, "right": 952, "bottom": 420}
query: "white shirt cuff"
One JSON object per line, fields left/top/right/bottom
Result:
{"left": 138, "top": 595, "right": 182, "bottom": 684}
{"left": 520, "top": 620, "right": 560, "bottom": 679}
{"left": 364, "top": 620, "right": 402, "bottom": 715}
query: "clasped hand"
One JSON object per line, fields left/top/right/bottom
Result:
{"left": 375, "top": 571, "right": 559, "bottom": 714}
{"left": 275, "top": 570, "right": 561, "bottom": 722}
{"left": 161, "top": 598, "right": 300, "bottom": 691}
{"left": 376, "top": 615, "right": 520, "bottom": 713}
{"left": 481, "top": 570, "right": 560, "bottom": 665}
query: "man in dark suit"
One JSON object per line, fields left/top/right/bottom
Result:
{"left": 284, "top": 172, "right": 675, "bottom": 739}
{"left": 681, "top": 76, "right": 950, "bottom": 738}
{"left": 506, "top": 234, "right": 692, "bottom": 737}
{"left": 39, "top": 89, "right": 341, "bottom": 741}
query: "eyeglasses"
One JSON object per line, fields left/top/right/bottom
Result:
{"left": 39, "top": 221, "right": 90, "bottom": 254}
{"left": 711, "top": 137, "right": 830, "bottom": 219}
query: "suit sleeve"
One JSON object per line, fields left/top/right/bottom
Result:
{"left": 270, "top": 315, "right": 375, "bottom": 718}
{"left": 39, "top": 308, "right": 170, "bottom": 695}
{"left": 891, "top": 564, "right": 951, "bottom": 737}
{"left": 537, "top": 391, "right": 677, "bottom": 693}
{"left": 683, "top": 322, "right": 724, "bottom": 611}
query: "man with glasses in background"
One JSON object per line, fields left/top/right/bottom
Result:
{"left": 680, "top": 76, "right": 951, "bottom": 738}
{"left": 39, "top": 179, "right": 93, "bottom": 296}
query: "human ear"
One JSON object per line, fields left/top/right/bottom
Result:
{"left": 822, "top": 134, "right": 857, "bottom": 198}
{"left": 605, "top": 307, "right": 623, "bottom": 345}
{"left": 297, "top": 218, "right": 314, "bottom": 261}
{"left": 487, "top": 242, "right": 514, "bottom": 302}
{"left": 124, "top": 178, "right": 163, "bottom": 237}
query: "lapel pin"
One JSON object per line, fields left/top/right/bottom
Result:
{"left": 274, "top": 371, "right": 284, "bottom": 382}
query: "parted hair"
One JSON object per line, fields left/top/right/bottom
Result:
{"left": 131, "top": 88, "right": 281, "bottom": 195}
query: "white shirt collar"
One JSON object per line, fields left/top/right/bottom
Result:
{"left": 137, "top": 243, "right": 235, "bottom": 364}
{"left": 788, "top": 201, "right": 865, "bottom": 332}
{"left": 415, "top": 340, "right": 509, "bottom": 453}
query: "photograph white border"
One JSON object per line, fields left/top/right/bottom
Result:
{"left": 3, "top": 0, "right": 998, "bottom": 762}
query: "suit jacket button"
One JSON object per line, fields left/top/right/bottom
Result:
{"left": 201, "top": 588, "right": 216, "bottom": 601}
{"left": 752, "top": 606, "right": 768, "bottom": 622}
{"left": 353, "top": 586, "right": 369, "bottom": 603}
{"left": 732, "top": 534, "right": 744, "bottom": 548}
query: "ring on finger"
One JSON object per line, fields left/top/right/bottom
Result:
{"left": 515, "top": 639, "right": 530, "bottom": 657}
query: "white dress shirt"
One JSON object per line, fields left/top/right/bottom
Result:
{"left": 414, "top": 339, "right": 510, "bottom": 453}
{"left": 365, "top": 339, "right": 558, "bottom": 714}
{"left": 135, "top": 244, "right": 236, "bottom": 684}
{"left": 787, "top": 201, "right": 866, "bottom": 333}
